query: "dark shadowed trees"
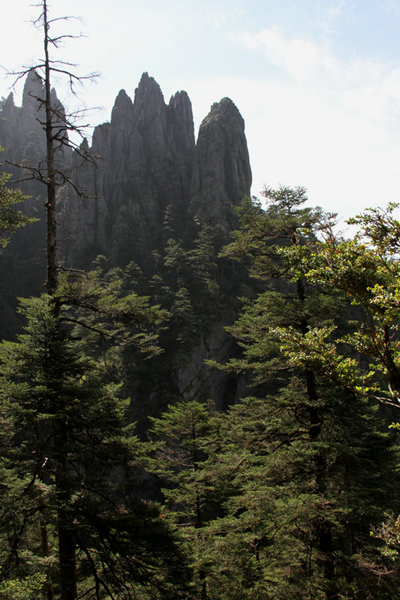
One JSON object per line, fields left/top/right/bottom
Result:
{"left": 0, "top": 286, "right": 188, "bottom": 599}
{"left": 199, "top": 188, "right": 400, "bottom": 599}
{"left": 0, "top": 148, "right": 35, "bottom": 246}
{"left": 0, "top": 2, "right": 190, "bottom": 599}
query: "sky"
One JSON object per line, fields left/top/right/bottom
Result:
{"left": 1, "top": 0, "right": 400, "bottom": 228}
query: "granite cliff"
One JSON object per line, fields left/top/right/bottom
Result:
{"left": 0, "top": 72, "right": 251, "bottom": 269}
{"left": 58, "top": 72, "right": 252, "bottom": 268}
{"left": 0, "top": 72, "right": 252, "bottom": 411}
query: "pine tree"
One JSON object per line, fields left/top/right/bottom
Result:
{"left": 0, "top": 147, "right": 36, "bottom": 246}
{"left": 202, "top": 188, "right": 400, "bottom": 599}
{"left": 0, "top": 293, "right": 187, "bottom": 599}
{"left": 145, "top": 400, "right": 220, "bottom": 600}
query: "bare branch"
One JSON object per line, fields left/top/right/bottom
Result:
{"left": 49, "top": 34, "right": 86, "bottom": 47}
{"left": 47, "top": 15, "right": 82, "bottom": 25}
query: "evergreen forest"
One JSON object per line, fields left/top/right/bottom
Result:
{"left": 1, "top": 2, "right": 400, "bottom": 599}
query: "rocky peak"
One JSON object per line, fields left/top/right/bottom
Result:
{"left": 0, "top": 94, "right": 18, "bottom": 154}
{"left": 20, "top": 72, "right": 47, "bottom": 142}
{"left": 22, "top": 69, "right": 44, "bottom": 105}
{"left": 168, "top": 90, "right": 193, "bottom": 117}
{"left": 111, "top": 89, "right": 134, "bottom": 126}
{"left": 167, "top": 91, "right": 195, "bottom": 151}
{"left": 0, "top": 73, "right": 253, "bottom": 402}
{"left": 189, "top": 96, "right": 252, "bottom": 228}
{"left": 1, "top": 72, "right": 252, "bottom": 269}
{"left": 1, "top": 93, "right": 16, "bottom": 118}
{"left": 59, "top": 74, "right": 251, "bottom": 266}
{"left": 207, "top": 97, "right": 245, "bottom": 127}
{"left": 133, "top": 73, "right": 166, "bottom": 132}
{"left": 0, "top": 71, "right": 43, "bottom": 161}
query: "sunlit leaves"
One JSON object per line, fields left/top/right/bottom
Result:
{"left": 299, "top": 204, "right": 400, "bottom": 405}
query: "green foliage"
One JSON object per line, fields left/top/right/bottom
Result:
{"left": 145, "top": 400, "right": 220, "bottom": 598}
{"left": 0, "top": 571, "right": 46, "bottom": 600}
{"left": 202, "top": 188, "right": 400, "bottom": 599}
{"left": 0, "top": 148, "right": 37, "bottom": 247}
{"left": 3, "top": 139, "right": 400, "bottom": 600}
{"left": 221, "top": 188, "right": 336, "bottom": 281}
{"left": 57, "top": 267, "right": 170, "bottom": 357}
{"left": 278, "top": 202, "right": 400, "bottom": 408}
{"left": 0, "top": 293, "right": 187, "bottom": 599}
{"left": 118, "top": 203, "right": 249, "bottom": 385}
{"left": 201, "top": 391, "right": 398, "bottom": 599}
{"left": 147, "top": 400, "right": 217, "bottom": 523}
{"left": 146, "top": 390, "right": 398, "bottom": 599}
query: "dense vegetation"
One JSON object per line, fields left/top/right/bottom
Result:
{"left": 1, "top": 2, "right": 400, "bottom": 598}
{"left": 1, "top": 174, "right": 400, "bottom": 599}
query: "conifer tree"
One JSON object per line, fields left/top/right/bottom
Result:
{"left": 145, "top": 400, "right": 220, "bottom": 600}
{"left": 0, "top": 3, "right": 189, "bottom": 598}
{"left": 203, "top": 188, "right": 400, "bottom": 599}
{"left": 0, "top": 148, "right": 35, "bottom": 246}
{"left": 0, "top": 292, "right": 186, "bottom": 600}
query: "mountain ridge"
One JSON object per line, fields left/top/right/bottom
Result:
{"left": 0, "top": 72, "right": 253, "bottom": 409}
{"left": 58, "top": 72, "right": 252, "bottom": 268}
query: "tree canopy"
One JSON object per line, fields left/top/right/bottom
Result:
{"left": 0, "top": 147, "right": 35, "bottom": 247}
{"left": 1, "top": 3, "right": 400, "bottom": 597}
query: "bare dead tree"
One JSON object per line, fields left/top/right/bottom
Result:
{"left": 8, "top": 0, "right": 99, "bottom": 295}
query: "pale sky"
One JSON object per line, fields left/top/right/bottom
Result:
{"left": 2, "top": 0, "right": 400, "bottom": 226}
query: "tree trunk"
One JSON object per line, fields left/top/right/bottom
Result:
{"left": 54, "top": 405, "right": 77, "bottom": 600}
{"left": 36, "top": 425, "right": 55, "bottom": 600}
{"left": 317, "top": 521, "right": 338, "bottom": 600}
{"left": 56, "top": 448, "right": 77, "bottom": 600}
{"left": 297, "top": 279, "right": 337, "bottom": 600}
{"left": 43, "top": 2, "right": 77, "bottom": 595}
{"left": 43, "top": 0, "right": 58, "bottom": 296}
{"left": 58, "top": 520, "right": 77, "bottom": 600}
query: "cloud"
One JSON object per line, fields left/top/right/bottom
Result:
{"left": 382, "top": 0, "right": 400, "bottom": 16}
{"left": 210, "top": 25, "right": 400, "bottom": 218}
{"left": 206, "top": 5, "right": 246, "bottom": 29}
{"left": 229, "top": 28, "right": 339, "bottom": 82}
{"left": 228, "top": 26, "right": 400, "bottom": 137}
{"left": 327, "top": 0, "right": 346, "bottom": 19}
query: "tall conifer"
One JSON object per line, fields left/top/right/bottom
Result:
{"left": 202, "top": 188, "right": 400, "bottom": 599}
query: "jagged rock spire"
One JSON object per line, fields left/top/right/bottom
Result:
{"left": 190, "top": 97, "right": 252, "bottom": 228}
{"left": 0, "top": 72, "right": 252, "bottom": 268}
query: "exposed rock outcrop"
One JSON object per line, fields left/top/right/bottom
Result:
{"left": 1, "top": 72, "right": 251, "bottom": 269}
{"left": 0, "top": 72, "right": 252, "bottom": 410}
{"left": 190, "top": 97, "right": 252, "bottom": 228}
{"left": 58, "top": 73, "right": 251, "bottom": 268}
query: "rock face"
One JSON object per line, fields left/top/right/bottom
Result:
{"left": 190, "top": 98, "right": 252, "bottom": 228}
{"left": 0, "top": 72, "right": 251, "bottom": 269}
{"left": 0, "top": 71, "right": 50, "bottom": 322}
{"left": 58, "top": 72, "right": 252, "bottom": 268}
{"left": 0, "top": 72, "right": 252, "bottom": 410}
{"left": 0, "top": 70, "right": 68, "bottom": 178}
{"left": 0, "top": 71, "right": 45, "bottom": 162}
